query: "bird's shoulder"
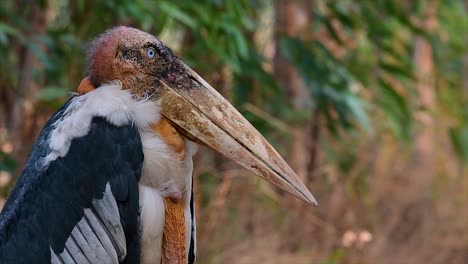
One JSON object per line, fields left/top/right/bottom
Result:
{"left": 0, "top": 91, "right": 145, "bottom": 263}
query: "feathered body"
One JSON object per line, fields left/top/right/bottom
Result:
{"left": 0, "top": 84, "right": 196, "bottom": 263}
{"left": 0, "top": 25, "right": 316, "bottom": 264}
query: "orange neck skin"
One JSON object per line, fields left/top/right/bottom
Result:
{"left": 161, "top": 197, "right": 186, "bottom": 264}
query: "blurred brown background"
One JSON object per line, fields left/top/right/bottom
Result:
{"left": 0, "top": 1, "right": 467, "bottom": 263}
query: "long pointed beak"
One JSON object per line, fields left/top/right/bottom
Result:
{"left": 157, "top": 60, "right": 317, "bottom": 206}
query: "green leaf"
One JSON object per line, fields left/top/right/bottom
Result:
{"left": 0, "top": 23, "right": 20, "bottom": 36}
{"left": 0, "top": 22, "right": 21, "bottom": 45}
{"left": 223, "top": 23, "right": 248, "bottom": 59}
{"left": 37, "top": 86, "right": 69, "bottom": 101}
{"left": 0, "top": 151, "right": 16, "bottom": 173}
{"left": 159, "top": 2, "right": 197, "bottom": 28}
{"left": 323, "top": 17, "right": 343, "bottom": 45}
{"left": 345, "top": 93, "right": 371, "bottom": 132}
{"left": 327, "top": 2, "right": 356, "bottom": 28}
{"left": 380, "top": 61, "right": 414, "bottom": 80}
{"left": 450, "top": 126, "right": 468, "bottom": 163}
{"left": 377, "top": 78, "right": 411, "bottom": 139}
{"left": 26, "top": 42, "right": 53, "bottom": 69}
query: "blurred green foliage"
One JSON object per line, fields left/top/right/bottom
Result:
{"left": 0, "top": 0, "right": 466, "bottom": 171}
{"left": 0, "top": 1, "right": 467, "bottom": 262}
{"left": 433, "top": 0, "right": 468, "bottom": 163}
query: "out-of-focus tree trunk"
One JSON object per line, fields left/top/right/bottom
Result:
{"left": 373, "top": 3, "right": 438, "bottom": 263}
{"left": 274, "top": 0, "right": 314, "bottom": 183}
{"left": 273, "top": 0, "right": 315, "bottom": 250}
{"left": 10, "top": 2, "right": 48, "bottom": 171}
{"left": 274, "top": 0, "right": 313, "bottom": 182}
{"left": 0, "top": 78, "right": 14, "bottom": 129}
{"left": 464, "top": 1, "right": 468, "bottom": 97}
{"left": 409, "top": 2, "right": 437, "bottom": 198}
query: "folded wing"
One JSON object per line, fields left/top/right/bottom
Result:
{"left": 0, "top": 99, "right": 143, "bottom": 264}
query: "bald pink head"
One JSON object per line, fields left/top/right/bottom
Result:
{"left": 87, "top": 26, "right": 161, "bottom": 88}
{"left": 88, "top": 26, "right": 125, "bottom": 86}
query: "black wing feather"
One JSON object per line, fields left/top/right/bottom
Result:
{"left": 0, "top": 102, "right": 143, "bottom": 264}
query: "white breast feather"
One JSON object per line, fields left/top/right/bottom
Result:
{"left": 139, "top": 185, "right": 166, "bottom": 264}
{"left": 139, "top": 135, "right": 197, "bottom": 264}
{"left": 41, "top": 82, "right": 159, "bottom": 168}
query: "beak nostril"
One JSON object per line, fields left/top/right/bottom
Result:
{"left": 167, "top": 73, "right": 176, "bottom": 82}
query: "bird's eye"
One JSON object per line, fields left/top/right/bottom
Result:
{"left": 146, "top": 48, "right": 156, "bottom": 58}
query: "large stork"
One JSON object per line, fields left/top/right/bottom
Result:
{"left": 0, "top": 27, "right": 316, "bottom": 264}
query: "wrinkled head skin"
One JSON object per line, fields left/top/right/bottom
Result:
{"left": 87, "top": 26, "right": 317, "bottom": 206}
{"left": 88, "top": 26, "right": 184, "bottom": 98}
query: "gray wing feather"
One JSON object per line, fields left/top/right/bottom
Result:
{"left": 60, "top": 248, "right": 76, "bottom": 264}
{"left": 83, "top": 209, "right": 118, "bottom": 262}
{"left": 50, "top": 250, "right": 64, "bottom": 264}
{"left": 91, "top": 186, "right": 127, "bottom": 260}
{"left": 70, "top": 228, "right": 95, "bottom": 263}
{"left": 78, "top": 218, "right": 109, "bottom": 264}
{"left": 63, "top": 235, "right": 90, "bottom": 263}
{"left": 50, "top": 183, "right": 126, "bottom": 264}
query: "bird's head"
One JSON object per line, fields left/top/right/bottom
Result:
{"left": 86, "top": 26, "right": 317, "bottom": 205}
{"left": 88, "top": 26, "right": 177, "bottom": 97}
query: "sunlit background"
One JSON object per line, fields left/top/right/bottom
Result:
{"left": 0, "top": 1, "right": 467, "bottom": 263}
